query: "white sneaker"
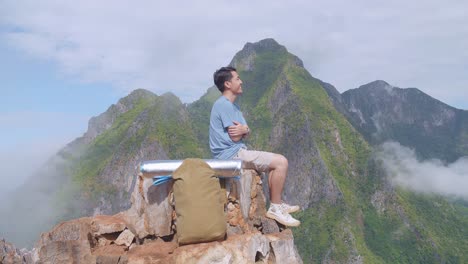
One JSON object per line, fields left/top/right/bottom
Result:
{"left": 266, "top": 204, "right": 301, "bottom": 227}
{"left": 280, "top": 202, "right": 300, "bottom": 213}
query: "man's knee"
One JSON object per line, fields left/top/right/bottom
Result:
{"left": 270, "top": 154, "right": 288, "bottom": 170}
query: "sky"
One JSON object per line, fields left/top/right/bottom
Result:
{"left": 1, "top": 0, "right": 467, "bottom": 194}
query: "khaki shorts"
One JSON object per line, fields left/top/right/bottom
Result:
{"left": 234, "top": 148, "right": 275, "bottom": 173}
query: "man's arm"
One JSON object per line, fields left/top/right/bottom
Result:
{"left": 228, "top": 121, "right": 250, "bottom": 142}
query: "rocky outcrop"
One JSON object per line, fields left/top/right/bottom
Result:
{"left": 1, "top": 238, "right": 27, "bottom": 263}
{"left": 121, "top": 174, "right": 173, "bottom": 239}
{"left": 1, "top": 169, "right": 303, "bottom": 263}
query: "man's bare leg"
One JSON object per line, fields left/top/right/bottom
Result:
{"left": 268, "top": 154, "right": 288, "bottom": 204}
{"left": 265, "top": 153, "right": 300, "bottom": 226}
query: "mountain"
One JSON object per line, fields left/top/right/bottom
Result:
{"left": 1, "top": 89, "right": 206, "bottom": 248}
{"left": 1, "top": 38, "right": 467, "bottom": 263}
{"left": 324, "top": 80, "right": 468, "bottom": 162}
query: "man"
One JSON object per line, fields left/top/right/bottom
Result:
{"left": 209, "top": 66, "right": 300, "bottom": 227}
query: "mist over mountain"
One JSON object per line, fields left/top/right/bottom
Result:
{"left": 1, "top": 39, "right": 466, "bottom": 263}
{"left": 377, "top": 142, "right": 468, "bottom": 199}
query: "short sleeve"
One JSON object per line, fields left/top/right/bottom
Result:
{"left": 219, "top": 103, "right": 235, "bottom": 129}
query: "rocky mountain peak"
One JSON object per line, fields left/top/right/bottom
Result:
{"left": 231, "top": 38, "right": 303, "bottom": 71}
{"left": 345, "top": 80, "right": 454, "bottom": 111}
{"left": 125, "top": 88, "right": 157, "bottom": 102}
{"left": 160, "top": 91, "right": 182, "bottom": 105}
{"left": 249, "top": 38, "right": 284, "bottom": 50}
{"left": 82, "top": 89, "right": 157, "bottom": 143}
{"left": 347, "top": 80, "right": 395, "bottom": 96}
{"left": 361, "top": 80, "right": 391, "bottom": 89}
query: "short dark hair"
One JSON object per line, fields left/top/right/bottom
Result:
{"left": 213, "top": 66, "right": 237, "bottom": 92}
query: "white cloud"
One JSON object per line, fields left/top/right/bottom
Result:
{"left": 1, "top": 0, "right": 467, "bottom": 106}
{"left": 377, "top": 142, "right": 468, "bottom": 200}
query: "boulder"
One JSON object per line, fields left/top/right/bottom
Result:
{"left": 36, "top": 217, "right": 94, "bottom": 249}
{"left": 115, "top": 229, "right": 135, "bottom": 247}
{"left": 91, "top": 215, "right": 127, "bottom": 236}
{"left": 121, "top": 174, "right": 173, "bottom": 239}
{"left": 37, "top": 240, "right": 95, "bottom": 264}
{"left": 34, "top": 218, "right": 95, "bottom": 264}
{"left": 267, "top": 229, "right": 303, "bottom": 264}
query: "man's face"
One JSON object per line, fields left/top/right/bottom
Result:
{"left": 226, "top": 71, "right": 243, "bottom": 95}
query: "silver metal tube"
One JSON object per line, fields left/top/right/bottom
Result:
{"left": 140, "top": 159, "right": 243, "bottom": 178}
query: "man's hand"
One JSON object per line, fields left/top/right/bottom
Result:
{"left": 228, "top": 121, "right": 249, "bottom": 142}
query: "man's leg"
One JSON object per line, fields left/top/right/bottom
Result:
{"left": 235, "top": 149, "right": 290, "bottom": 204}
{"left": 268, "top": 154, "right": 288, "bottom": 204}
{"left": 268, "top": 154, "right": 300, "bottom": 214}
{"left": 235, "top": 149, "right": 300, "bottom": 226}
{"left": 266, "top": 154, "right": 300, "bottom": 226}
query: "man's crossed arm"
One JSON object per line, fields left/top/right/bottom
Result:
{"left": 228, "top": 121, "right": 250, "bottom": 142}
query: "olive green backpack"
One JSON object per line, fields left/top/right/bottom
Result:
{"left": 172, "top": 158, "right": 226, "bottom": 245}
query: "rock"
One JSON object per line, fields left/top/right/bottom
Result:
{"left": 267, "top": 230, "right": 303, "bottom": 264}
{"left": 249, "top": 173, "right": 268, "bottom": 221}
{"left": 237, "top": 169, "right": 253, "bottom": 220}
{"left": 172, "top": 232, "right": 270, "bottom": 263}
{"left": 226, "top": 224, "right": 243, "bottom": 237}
{"left": 115, "top": 229, "right": 135, "bottom": 247}
{"left": 225, "top": 201, "right": 246, "bottom": 230}
{"left": 37, "top": 240, "right": 95, "bottom": 264}
{"left": 126, "top": 240, "right": 177, "bottom": 263}
{"left": 0, "top": 238, "right": 23, "bottom": 264}
{"left": 129, "top": 243, "right": 137, "bottom": 250}
{"left": 34, "top": 217, "right": 97, "bottom": 264}
{"left": 260, "top": 217, "right": 280, "bottom": 234}
{"left": 36, "top": 217, "right": 94, "bottom": 248}
{"left": 92, "top": 215, "right": 127, "bottom": 235}
{"left": 22, "top": 250, "right": 36, "bottom": 264}
{"left": 93, "top": 244, "right": 128, "bottom": 264}
{"left": 97, "top": 236, "right": 114, "bottom": 247}
{"left": 122, "top": 174, "right": 173, "bottom": 239}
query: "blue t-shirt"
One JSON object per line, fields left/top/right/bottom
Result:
{"left": 209, "top": 96, "right": 247, "bottom": 159}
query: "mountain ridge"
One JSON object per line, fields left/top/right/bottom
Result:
{"left": 323, "top": 80, "right": 468, "bottom": 162}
